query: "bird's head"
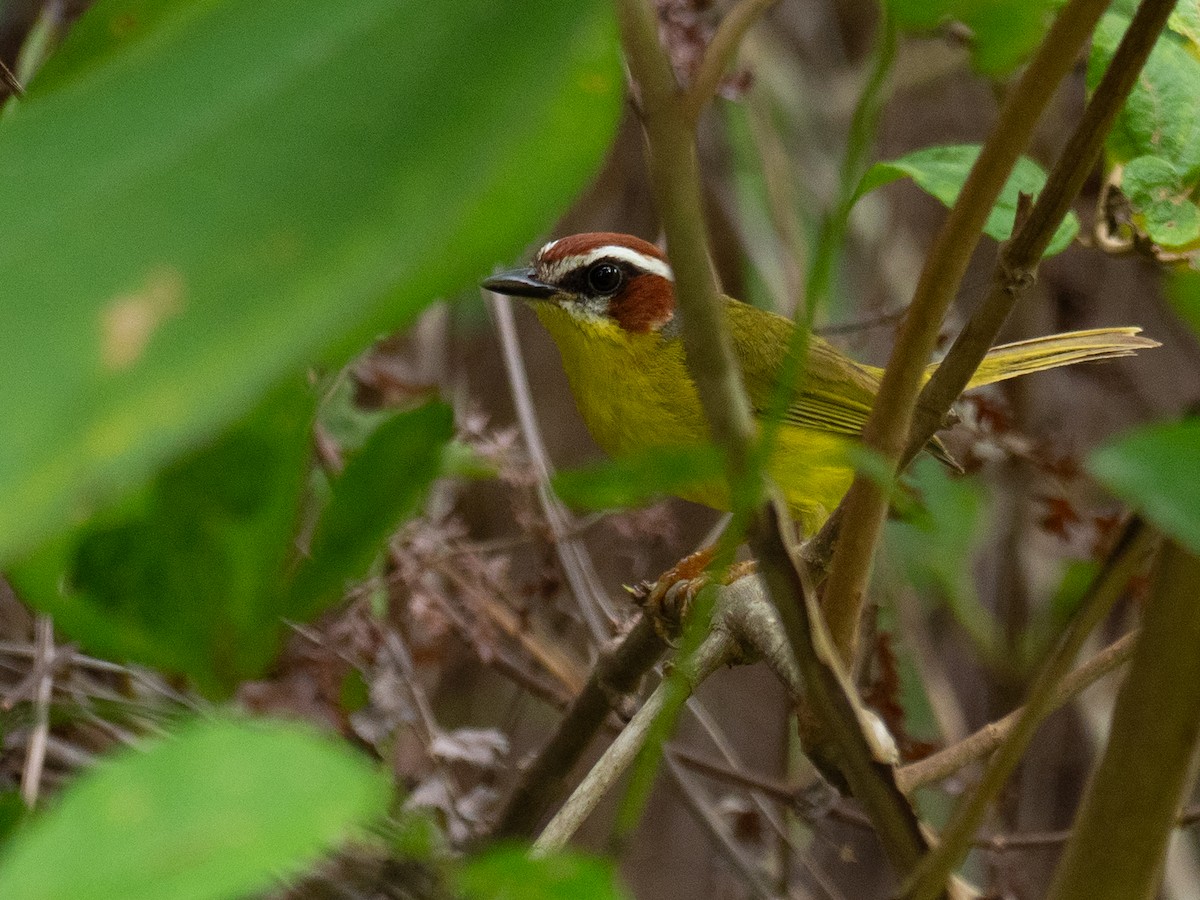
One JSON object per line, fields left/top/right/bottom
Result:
{"left": 482, "top": 232, "right": 677, "bottom": 334}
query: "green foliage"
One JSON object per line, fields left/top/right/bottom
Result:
{"left": 1090, "top": 11, "right": 1200, "bottom": 252}
{"left": 884, "top": 458, "right": 998, "bottom": 654}
{"left": 0, "top": 717, "right": 389, "bottom": 900}
{"left": 1121, "top": 156, "right": 1200, "bottom": 248}
{"left": 458, "top": 846, "right": 628, "bottom": 900}
{"left": 856, "top": 144, "right": 1079, "bottom": 255}
{"left": 1090, "top": 12, "right": 1200, "bottom": 177}
{"left": 1168, "top": 270, "right": 1200, "bottom": 337}
{"left": 552, "top": 445, "right": 725, "bottom": 510}
{"left": 1169, "top": 0, "right": 1200, "bottom": 48}
{"left": 1089, "top": 418, "right": 1200, "bottom": 556}
{"left": 10, "top": 384, "right": 316, "bottom": 695}
{"left": 0, "top": 0, "right": 624, "bottom": 565}
{"left": 289, "top": 401, "right": 454, "bottom": 619}
{"left": 885, "top": 0, "right": 1054, "bottom": 75}
{"left": 10, "top": 390, "right": 451, "bottom": 696}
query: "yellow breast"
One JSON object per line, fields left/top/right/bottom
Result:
{"left": 532, "top": 303, "right": 854, "bottom": 535}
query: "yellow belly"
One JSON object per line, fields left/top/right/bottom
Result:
{"left": 533, "top": 303, "right": 856, "bottom": 535}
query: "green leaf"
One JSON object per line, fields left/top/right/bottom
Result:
{"left": 1121, "top": 156, "right": 1200, "bottom": 248}
{"left": 458, "top": 846, "right": 628, "bottom": 900}
{"left": 1089, "top": 13, "right": 1200, "bottom": 180}
{"left": 0, "top": 717, "right": 389, "bottom": 900}
{"left": 884, "top": 458, "right": 998, "bottom": 653}
{"left": 288, "top": 401, "right": 454, "bottom": 618}
{"left": 856, "top": 144, "right": 1079, "bottom": 255}
{"left": 552, "top": 446, "right": 725, "bottom": 510}
{"left": 0, "top": 0, "right": 623, "bottom": 564}
{"left": 1167, "top": 270, "right": 1200, "bottom": 338}
{"left": 1168, "top": 0, "right": 1200, "bottom": 51}
{"left": 885, "top": 0, "right": 1054, "bottom": 75}
{"left": 9, "top": 383, "right": 315, "bottom": 696}
{"left": 1089, "top": 418, "right": 1200, "bottom": 556}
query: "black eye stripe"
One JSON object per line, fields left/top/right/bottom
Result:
{"left": 554, "top": 258, "right": 634, "bottom": 296}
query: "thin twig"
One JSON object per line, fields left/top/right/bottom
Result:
{"left": 819, "top": 0, "right": 1114, "bottom": 664}
{"left": 900, "top": 520, "right": 1157, "bottom": 900}
{"left": 493, "top": 615, "right": 666, "bottom": 838}
{"left": 0, "top": 58, "right": 24, "bottom": 97}
{"left": 532, "top": 625, "right": 742, "bottom": 855}
{"left": 897, "top": 628, "right": 1138, "bottom": 792}
{"left": 684, "top": 0, "right": 778, "bottom": 124}
{"left": 664, "top": 755, "right": 786, "bottom": 900}
{"left": 20, "top": 616, "right": 54, "bottom": 808}
{"left": 902, "top": 0, "right": 1178, "bottom": 467}
{"left": 488, "top": 291, "right": 618, "bottom": 640}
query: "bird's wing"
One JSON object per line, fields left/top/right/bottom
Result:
{"left": 723, "top": 299, "right": 880, "bottom": 438}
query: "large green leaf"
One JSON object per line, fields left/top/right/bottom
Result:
{"left": 288, "top": 400, "right": 454, "bottom": 618}
{"left": 0, "top": 717, "right": 389, "bottom": 900}
{"left": 856, "top": 144, "right": 1079, "bottom": 256}
{"left": 1120, "top": 155, "right": 1200, "bottom": 249}
{"left": 9, "top": 383, "right": 316, "bottom": 695}
{"left": 0, "top": 0, "right": 623, "bottom": 564}
{"left": 1089, "top": 13, "right": 1200, "bottom": 180}
{"left": 1089, "top": 419, "right": 1200, "bottom": 556}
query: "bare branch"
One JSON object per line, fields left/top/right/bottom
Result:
{"left": 20, "top": 616, "right": 54, "bottom": 808}
{"left": 493, "top": 615, "right": 666, "bottom": 838}
{"left": 898, "top": 629, "right": 1138, "bottom": 792}
{"left": 532, "top": 623, "right": 742, "bottom": 855}
{"left": 684, "top": 0, "right": 777, "bottom": 124}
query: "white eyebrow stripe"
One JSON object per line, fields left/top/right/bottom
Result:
{"left": 541, "top": 245, "right": 675, "bottom": 282}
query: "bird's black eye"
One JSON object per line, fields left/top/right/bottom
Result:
{"left": 586, "top": 262, "right": 623, "bottom": 295}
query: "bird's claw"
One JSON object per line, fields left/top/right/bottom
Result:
{"left": 632, "top": 547, "right": 757, "bottom": 642}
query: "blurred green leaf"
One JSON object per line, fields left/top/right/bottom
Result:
{"left": 1121, "top": 155, "right": 1200, "bottom": 248}
{"left": 886, "top": 0, "right": 1054, "bottom": 75}
{"left": 288, "top": 401, "right": 453, "bottom": 618}
{"left": 1021, "top": 558, "right": 1101, "bottom": 663}
{"left": 856, "top": 144, "right": 1079, "bottom": 255}
{"left": 1089, "top": 13, "right": 1200, "bottom": 180}
{"left": 0, "top": 717, "right": 388, "bottom": 900}
{"left": 0, "top": 0, "right": 623, "bottom": 564}
{"left": 0, "top": 791, "right": 27, "bottom": 845}
{"left": 1168, "top": 0, "right": 1200, "bottom": 51}
{"left": 1089, "top": 418, "right": 1200, "bottom": 556}
{"left": 1168, "top": 270, "right": 1200, "bottom": 338}
{"left": 458, "top": 846, "right": 627, "bottom": 900}
{"left": 552, "top": 445, "right": 725, "bottom": 510}
{"left": 884, "top": 457, "right": 998, "bottom": 653}
{"left": 10, "top": 383, "right": 314, "bottom": 696}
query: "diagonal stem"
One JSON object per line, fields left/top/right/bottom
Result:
{"left": 819, "top": 0, "right": 1114, "bottom": 665}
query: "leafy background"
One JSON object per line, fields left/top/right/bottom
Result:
{"left": 0, "top": 0, "right": 1196, "bottom": 898}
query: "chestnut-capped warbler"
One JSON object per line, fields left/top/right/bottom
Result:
{"left": 483, "top": 232, "right": 1158, "bottom": 534}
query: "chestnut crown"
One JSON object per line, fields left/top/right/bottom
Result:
{"left": 483, "top": 232, "right": 677, "bottom": 333}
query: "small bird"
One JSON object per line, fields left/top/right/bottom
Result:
{"left": 483, "top": 232, "right": 1158, "bottom": 534}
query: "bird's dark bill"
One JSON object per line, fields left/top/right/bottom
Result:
{"left": 482, "top": 268, "right": 557, "bottom": 299}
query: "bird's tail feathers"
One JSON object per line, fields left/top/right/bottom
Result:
{"left": 951, "top": 327, "right": 1159, "bottom": 390}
